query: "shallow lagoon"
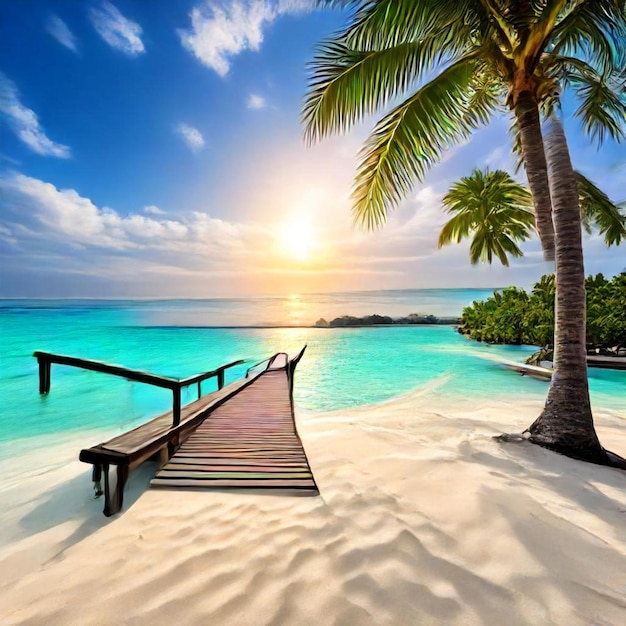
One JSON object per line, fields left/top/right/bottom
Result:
{"left": 2, "top": 295, "right": 624, "bottom": 455}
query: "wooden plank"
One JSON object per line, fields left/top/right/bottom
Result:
{"left": 170, "top": 453, "right": 307, "bottom": 459}
{"left": 153, "top": 478, "right": 317, "bottom": 487}
{"left": 172, "top": 451, "right": 306, "bottom": 457}
{"left": 152, "top": 479, "right": 318, "bottom": 491}
{"left": 157, "top": 471, "right": 312, "bottom": 479}
{"left": 179, "top": 444, "right": 303, "bottom": 449}
{"left": 161, "top": 461, "right": 311, "bottom": 470}
{"left": 163, "top": 463, "right": 311, "bottom": 476}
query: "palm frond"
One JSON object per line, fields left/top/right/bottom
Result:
{"left": 572, "top": 72, "right": 626, "bottom": 145}
{"left": 544, "top": 53, "right": 601, "bottom": 77}
{"left": 443, "top": 169, "right": 533, "bottom": 212}
{"left": 541, "top": 53, "right": 626, "bottom": 146}
{"left": 580, "top": 211, "right": 594, "bottom": 235}
{"left": 475, "top": 0, "right": 518, "bottom": 53}
{"left": 541, "top": 54, "right": 599, "bottom": 88}
{"left": 469, "top": 229, "right": 524, "bottom": 266}
{"left": 465, "top": 64, "right": 508, "bottom": 126}
{"left": 438, "top": 212, "right": 476, "bottom": 246}
{"left": 497, "top": 233, "right": 526, "bottom": 264}
{"left": 576, "top": 171, "right": 626, "bottom": 245}
{"left": 303, "top": 37, "right": 467, "bottom": 142}
{"left": 333, "top": 0, "right": 483, "bottom": 51}
{"left": 351, "top": 57, "right": 498, "bottom": 228}
{"left": 470, "top": 229, "right": 494, "bottom": 264}
{"left": 551, "top": 0, "right": 626, "bottom": 74}
{"left": 508, "top": 118, "right": 525, "bottom": 173}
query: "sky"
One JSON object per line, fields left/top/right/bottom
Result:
{"left": 0, "top": 0, "right": 624, "bottom": 298}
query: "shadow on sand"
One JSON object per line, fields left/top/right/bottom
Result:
{"left": 461, "top": 438, "right": 626, "bottom": 618}
{"left": 18, "top": 462, "right": 159, "bottom": 556}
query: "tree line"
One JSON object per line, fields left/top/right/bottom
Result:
{"left": 459, "top": 272, "right": 626, "bottom": 353}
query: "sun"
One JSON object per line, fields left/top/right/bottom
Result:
{"left": 278, "top": 218, "right": 315, "bottom": 261}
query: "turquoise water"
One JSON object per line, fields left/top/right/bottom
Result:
{"left": 1, "top": 293, "right": 625, "bottom": 457}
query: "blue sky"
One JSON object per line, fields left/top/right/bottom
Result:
{"left": 0, "top": 0, "right": 624, "bottom": 298}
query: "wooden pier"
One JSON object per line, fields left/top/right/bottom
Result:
{"left": 34, "top": 347, "right": 316, "bottom": 515}
{"left": 152, "top": 355, "right": 318, "bottom": 494}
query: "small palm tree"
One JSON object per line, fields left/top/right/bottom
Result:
{"left": 438, "top": 169, "right": 534, "bottom": 266}
{"left": 439, "top": 169, "right": 626, "bottom": 265}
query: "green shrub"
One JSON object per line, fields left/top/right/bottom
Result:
{"left": 459, "top": 272, "right": 626, "bottom": 349}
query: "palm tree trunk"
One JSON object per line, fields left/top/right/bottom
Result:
{"left": 513, "top": 92, "right": 556, "bottom": 261}
{"left": 525, "top": 118, "right": 624, "bottom": 468}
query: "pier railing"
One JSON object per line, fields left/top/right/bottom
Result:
{"left": 245, "top": 352, "right": 288, "bottom": 377}
{"left": 33, "top": 351, "right": 244, "bottom": 427}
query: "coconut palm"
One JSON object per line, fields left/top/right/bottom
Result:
{"left": 303, "top": 1, "right": 626, "bottom": 467}
{"left": 444, "top": 158, "right": 623, "bottom": 458}
{"left": 439, "top": 168, "right": 626, "bottom": 265}
{"left": 438, "top": 169, "right": 534, "bottom": 266}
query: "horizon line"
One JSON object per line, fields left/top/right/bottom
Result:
{"left": 0, "top": 286, "right": 505, "bottom": 302}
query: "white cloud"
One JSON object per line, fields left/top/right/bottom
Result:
{"left": 247, "top": 94, "right": 266, "bottom": 109}
{"left": 89, "top": 1, "right": 145, "bottom": 56}
{"left": 143, "top": 205, "right": 165, "bottom": 215}
{"left": 176, "top": 123, "right": 205, "bottom": 151}
{"left": 0, "top": 74, "right": 71, "bottom": 158}
{"left": 0, "top": 173, "right": 265, "bottom": 260}
{"left": 46, "top": 16, "right": 78, "bottom": 52}
{"left": 179, "top": 1, "right": 313, "bottom": 76}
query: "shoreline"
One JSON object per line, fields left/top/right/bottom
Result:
{"left": 1, "top": 389, "right": 625, "bottom": 625}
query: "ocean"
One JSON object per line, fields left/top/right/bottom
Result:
{"left": 1, "top": 290, "right": 625, "bottom": 459}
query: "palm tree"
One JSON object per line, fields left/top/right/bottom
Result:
{"left": 439, "top": 169, "right": 626, "bottom": 264}
{"left": 444, "top": 153, "right": 624, "bottom": 462}
{"left": 438, "top": 169, "right": 534, "bottom": 266}
{"left": 440, "top": 124, "right": 626, "bottom": 460}
{"left": 527, "top": 116, "right": 603, "bottom": 458}
{"left": 303, "top": 1, "right": 626, "bottom": 467}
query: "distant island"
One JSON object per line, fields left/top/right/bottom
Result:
{"left": 314, "top": 313, "right": 460, "bottom": 327}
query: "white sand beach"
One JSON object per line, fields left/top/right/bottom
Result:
{"left": 1, "top": 389, "right": 625, "bottom": 625}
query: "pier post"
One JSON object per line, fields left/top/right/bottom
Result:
{"left": 38, "top": 358, "right": 51, "bottom": 394}
{"left": 172, "top": 388, "right": 181, "bottom": 427}
{"left": 218, "top": 370, "right": 224, "bottom": 389}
